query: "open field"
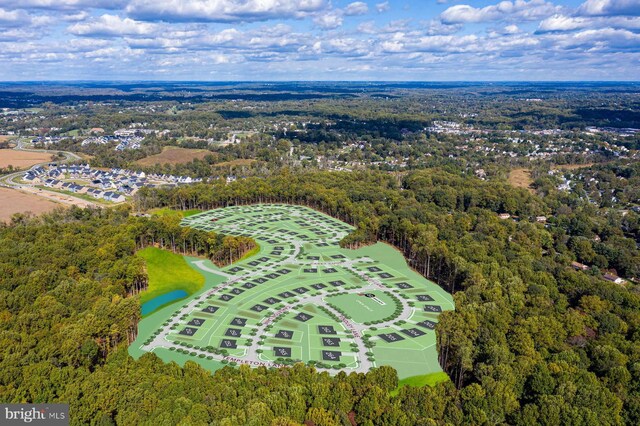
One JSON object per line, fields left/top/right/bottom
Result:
{"left": 137, "top": 247, "right": 205, "bottom": 306}
{"left": 150, "top": 207, "right": 202, "bottom": 218}
{"left": 130, "top": 204, "right": 454, "bottom": 379}
{"left": 553, "top": 162, "right": 594, "bottom": 171}
{"left": 508, "top": 168, "right": 534, "bottom": 192}
{"left": 390, "top": 372, "right": 450, "bottom": 395}
{"left": 135, "top": 146, "right": 211, "bottom": 167}
{"left": 0, "top": 149, "right": 52, "bottom": 169}
{"left": 0, "top": 187, "right": 60, "bottom": 222}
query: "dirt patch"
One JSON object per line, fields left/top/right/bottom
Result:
{"left": 0, "top": 187, "right": 61, "bottom": 222}
{"left": 0, "top": 150, "right": 52, "bottom": 169}
{"left": 508, "top": 168, "right": 534, "bottom": 193}
{"left": 135, "top": 147, "right": 211, "bottom": 167}
{"left": 0, "top": 135, "right": 13, "bottom": 142}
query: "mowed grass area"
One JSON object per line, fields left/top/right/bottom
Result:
{"left": 329, "top": 291, "right": 396, "bottom": 323}
{"left": 135, "top": 146, "right": 211, "bottom": 167}
{"left": 150, "top": 207, "right": 202, "bottom": 218}
{"left": 390, "top": 372, "right": 450, "bottom": 395}
{"left": 137, "top": 247, "right": 205, "bottom": 304}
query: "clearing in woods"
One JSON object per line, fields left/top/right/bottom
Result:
{"left": 135, "top": 146, "right": 212, "bottom": 166}
{"left": 508, "top": 168, "right": 534, "bottom": 193}
{"left": 130, "top": 204, "right": 454, "bottom": 380}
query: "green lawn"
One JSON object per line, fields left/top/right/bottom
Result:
{"left": 328, "top": 291, "right": 396, "bottom": 323}
{"left": 137, "top": 247, "right": 205, "bottom": 304}
{"left": 390, "top": 372, "right": 450, "bottom": 396}
{"left": 150, "top": 208, "right": 202, "bottom": 218}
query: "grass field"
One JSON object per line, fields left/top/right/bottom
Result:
{"left": 137, "top": 247, "right": 205, "bottom": 304}
{"left": 390, "top": 372, "right": 450, "bottom": 395}
{"left": 508, "top": 168, "right": 534, "bottom": 193}
{"left": 150, "top": 208, "right": 203, "bottom": 218}
{"left": 135, "top": 146, "right": 211, "bottom": 167}
{"left": 328, "top": 291, "right": 396, "bottom": 323}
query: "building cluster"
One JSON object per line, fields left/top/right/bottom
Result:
{"left": 425, "top": 121, "right": 473, "bottom": 134}
{"left": 22, "top": 163, "right": 202, "bottom": 203}
{"left": 81, "top": 128, "right": 159, "bottom": 151}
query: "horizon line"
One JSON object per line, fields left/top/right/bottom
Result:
{"left": 0, "top": 80, "right": 639, "bottom": 84}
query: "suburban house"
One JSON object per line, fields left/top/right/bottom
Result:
{"left": 103, "top": 191, "right": 125, "bottom": 203}
{"left": 86, "top": 188, "right": 104, "bottom": 198}
{"left": 603, "top": 273, "right": 625, "bottom": 285}
{"left": 571, "top": 261, "right": 589, "bottom": 271}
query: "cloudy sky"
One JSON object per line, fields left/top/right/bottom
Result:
{"left": 0, "top": 0, "right": 638, "bottom": 81}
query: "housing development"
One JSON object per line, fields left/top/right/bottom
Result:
{"left": 132, "top": 204, "right": 453, "bottom": 378}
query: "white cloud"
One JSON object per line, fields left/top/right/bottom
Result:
{"left": 68, "top": 14, "right": 158, "bottom": 37}
{"left": 578, "top": 0, "right": 640, "bottom": 17}
{"left": 0, "top": 8, "right": 32, "bottom": 26}
{"left": 440, "top": 0, "right": 561, "bottom": 24}
{"left": 376, "top": 2, "right": 390, "bottom": 13}
{"left": 538, "top": 14, "right": 588, "bottom": 31}
{"left": 0, "top": 1, "right": 127, "bottom": 10}
{"left": 344, "top": 2, "right": 368, "bottom": 16}
{"left": 314, "top": 11, "right": 343, "bottom": 29}
{"left": 504, "top": 24, "right": 521, "bottom": 33}
{"left": 537, "top": 13, "right": 640, "bottom": 32}
{"left": 126, "top": 0, "right": 327, "bottom": 23}
{"left": 551, "top": 27, "right": 640, "bottom": 50}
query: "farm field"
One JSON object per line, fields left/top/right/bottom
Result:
{"left": 0, "top": 149, "right": 52, "bottom": 169}
{"left": 135, "top": 146, "right": 211, "bottom": 166}
{"left": 130, "top": 204, "right": 454, "bottom": 379}
{"left": 0, "top": 187, "right": 60, "bottom": 222}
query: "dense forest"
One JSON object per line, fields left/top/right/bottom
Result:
{"left": 2, "top": 167, "right": 639, "bottom": 424}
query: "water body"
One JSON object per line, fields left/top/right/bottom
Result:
{"left": 141, "top": 290, "right": 188, "bottom": 316}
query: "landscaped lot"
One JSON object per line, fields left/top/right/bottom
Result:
{"left": 130, "top": 204, "right": 454, "bottom": 379}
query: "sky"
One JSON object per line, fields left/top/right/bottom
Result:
{"left": 0, "top": 0, "right": 638, "bottom": 81}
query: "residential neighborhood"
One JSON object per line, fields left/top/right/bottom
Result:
{"left": 22, "top": 163, "right": 202, "bottom": 203}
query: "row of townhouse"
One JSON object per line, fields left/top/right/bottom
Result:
{"left": 43, "top": 178, "right": 125, "bottom": 202}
